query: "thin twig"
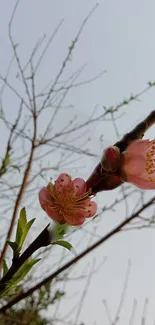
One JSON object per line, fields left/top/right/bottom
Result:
{"left": 112, "top": 260, "right": 131, "bottom": 324}
{"left": 129, "top": 300, "right": 137, "bottom": 325}
{"left": 8, "top": 0, "right": 32, "bottom": 109}
{"left": 40, "top": 3, "right": 99, "bottom": 112}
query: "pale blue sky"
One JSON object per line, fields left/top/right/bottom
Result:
{"left": 1, "top": 1, "right": 155, "bottom": 324}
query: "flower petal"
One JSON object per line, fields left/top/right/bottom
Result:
{"left": 127, "top": 140, "right": 149, "bottom": 156}
{"left": 82, "top": 200, "right": 97, "bottom": 218}
{"left": 64, "top": 214, "right": 86, "bottom": 226}
{"left": 44, "top": 205, "right": 63, "bottom": 222}
{"left": 39, "top": 187, "right": 63, "bottom": 222}
{"left": 121, "top": 155, "right": 145, "bottom": 177}
{"left": 125, "top": 175, "right": 155, "bottom": 189}
{"left": 39, "top": 187, "right": 51, "bottom": 209}
{"left": 72, "top": 178, "right": 87, "bottom": 195}
{"left": 54, "top": 173, "right": 72, "bottom": 193}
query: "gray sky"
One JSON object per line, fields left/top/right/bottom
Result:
{"left": 1, "top": 0, "right": 155, "bottom": 324}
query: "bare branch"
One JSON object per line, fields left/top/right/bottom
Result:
{"left": 129, "top": 300, "right": 137, "bottom": 325}
{"left": 40, "top": 3, "right": 99, "bottom": 112}
{"left": 112, "top": 260, "right": 131, "bottom": 324}
{"left": 34, "top": 19, "right": 64, "bottom": 73}
{"left": 8, "top": 0, "right": 32, "bottom": 109}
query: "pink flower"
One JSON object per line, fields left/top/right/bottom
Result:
{"left": 39, "top": 173, "right": 97, "bottom": 226}
{"left": 120, "top": 139, "right": 155, "bottom": 189}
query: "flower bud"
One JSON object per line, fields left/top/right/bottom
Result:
{"left": 101, "top": 146, "right": 121, "bottom": 172}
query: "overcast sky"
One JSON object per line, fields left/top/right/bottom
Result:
{"left": 1, "top": 1, "right": 155, "bottom": 324}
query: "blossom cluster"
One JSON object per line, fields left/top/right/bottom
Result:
{"left": 39, "top": 140, "right": 155, "bottom": 225}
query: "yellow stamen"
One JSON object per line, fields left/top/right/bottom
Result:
{"left": 145, "top": 142, "right": 155, "bottom": 182}
{"left": 49, "top": 185, "right": 92, "bottom": 218}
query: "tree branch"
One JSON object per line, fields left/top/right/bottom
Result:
{"left": 0, "top": 196, "right": 154, "bottom": 313}
{"left": 0, "top": 224, "right": 50, "bottom": 293}
{"left": 86, "top": 110, "right": 155, "bottom": 193}
{"left": 0, "top": 109, "right": 37, "bottom": 270}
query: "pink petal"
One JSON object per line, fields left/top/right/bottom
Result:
{"left": 39, "top": 187, "right": 51, "bottom": 209}
{"left": 72, "top": 178, "right": 87, "bottom": 195}
{"left": 44, "top": 205, "right": 63, "bottom": 222}
{"left": 121, "top": 155, "right": 145, "bottom": 176}
{"left": 82, "top": 200, "right": 97, "bottom": 218}
{"left": 39, "top": 187, "right": 63, "bottom": 222}
{"left": 126, "top": 175, "right": 155, "bottom": 189}
{"left": 64, "top": 214, "right": 86, "bottom": 226}
{"left": 127, "top": 140, "right": 149, "bottom": 156}
{"left": 54, "top": 173, "right": 72, "bottom": 193}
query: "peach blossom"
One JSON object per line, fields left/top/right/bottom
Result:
{"left": 39, "top": 173, "right": 97, "bottom": 226}
{"left": 120, "top": 139, "right": 155, "bottom": 189}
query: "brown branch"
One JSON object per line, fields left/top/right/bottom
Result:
{"left": 0, "top": 111, "right": 37, "bottom": 270}
{"left": 0, "top": 101, "right": 23, "bottom": 177}
{"left": 0, "top": 4, "right": 40, "bottom": 270}
{"left": 0, "top": 55, "right": 14, "bottom": 106}
{"left": 40, "top": 90, "right": 155, "bottom": 144}
{"left": 114, "top": 110, "right": 155, "bottom": 151}
{"left": 8, "top": 0, "right": 32, "bottom": 110}
{"left": 37, "top": 69, "right": 106, "bottom": 98}
{"left": 0, "top": 73, "right": 29, "bottom": 109}
{"left": 0, "top": 195, "right": 154, "bottom": 313}
{"left": 86, "top": 110, "right": 155, "bottom": 193}
{"left": 0, "top": 224, "right": 50, "bottom": 293}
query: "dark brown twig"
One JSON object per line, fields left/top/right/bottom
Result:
{"left": 0, "top": 224, "right": 50, "bottom": 293}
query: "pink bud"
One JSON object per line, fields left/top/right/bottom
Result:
{"left": 101, "top": 146, "right": 120, "bottom": 172}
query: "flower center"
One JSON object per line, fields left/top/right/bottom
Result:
{"left": 52, "top": 186, "right": 92, "bottom": 217}
{"left": 145, "top": 142, "right": 155, "bottom": 182}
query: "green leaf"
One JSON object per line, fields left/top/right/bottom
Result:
{"left": 15, "top": 208, "right": 27, "bottom": 246}
{"left": 7, "top": 209, "right": 35, "bottom": 259}
{"left": 18, "top": 218, "right": 35, "bottom": 252}
{"left": 7, "top": 241, "right": 18, "bottom": 252}
{"left": 5, "top": 153, "right": 11, "bottom": 166}
{"left": 15, "top": 208, "right": 35, "bottom": 255}
{"left": 52, "top": 240, "right": 73, "bottom": 252}
{"left": 2, "top": 259, "right": 8, "bottom": 276}
{"left": 19, "top": 207, "right": 27, "bottom": 230}
{"left": 0, "top": 258, "right": 40, "bottom": 297}
{"left": 12, "top": 258, "right": 40, "bottom": 284}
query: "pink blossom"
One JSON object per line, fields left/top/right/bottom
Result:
{"left": 39, "top": 173, "right": 97, "bottom": 226}
{"left": 120, "top": 139, "right": 155, "bottom": 189}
